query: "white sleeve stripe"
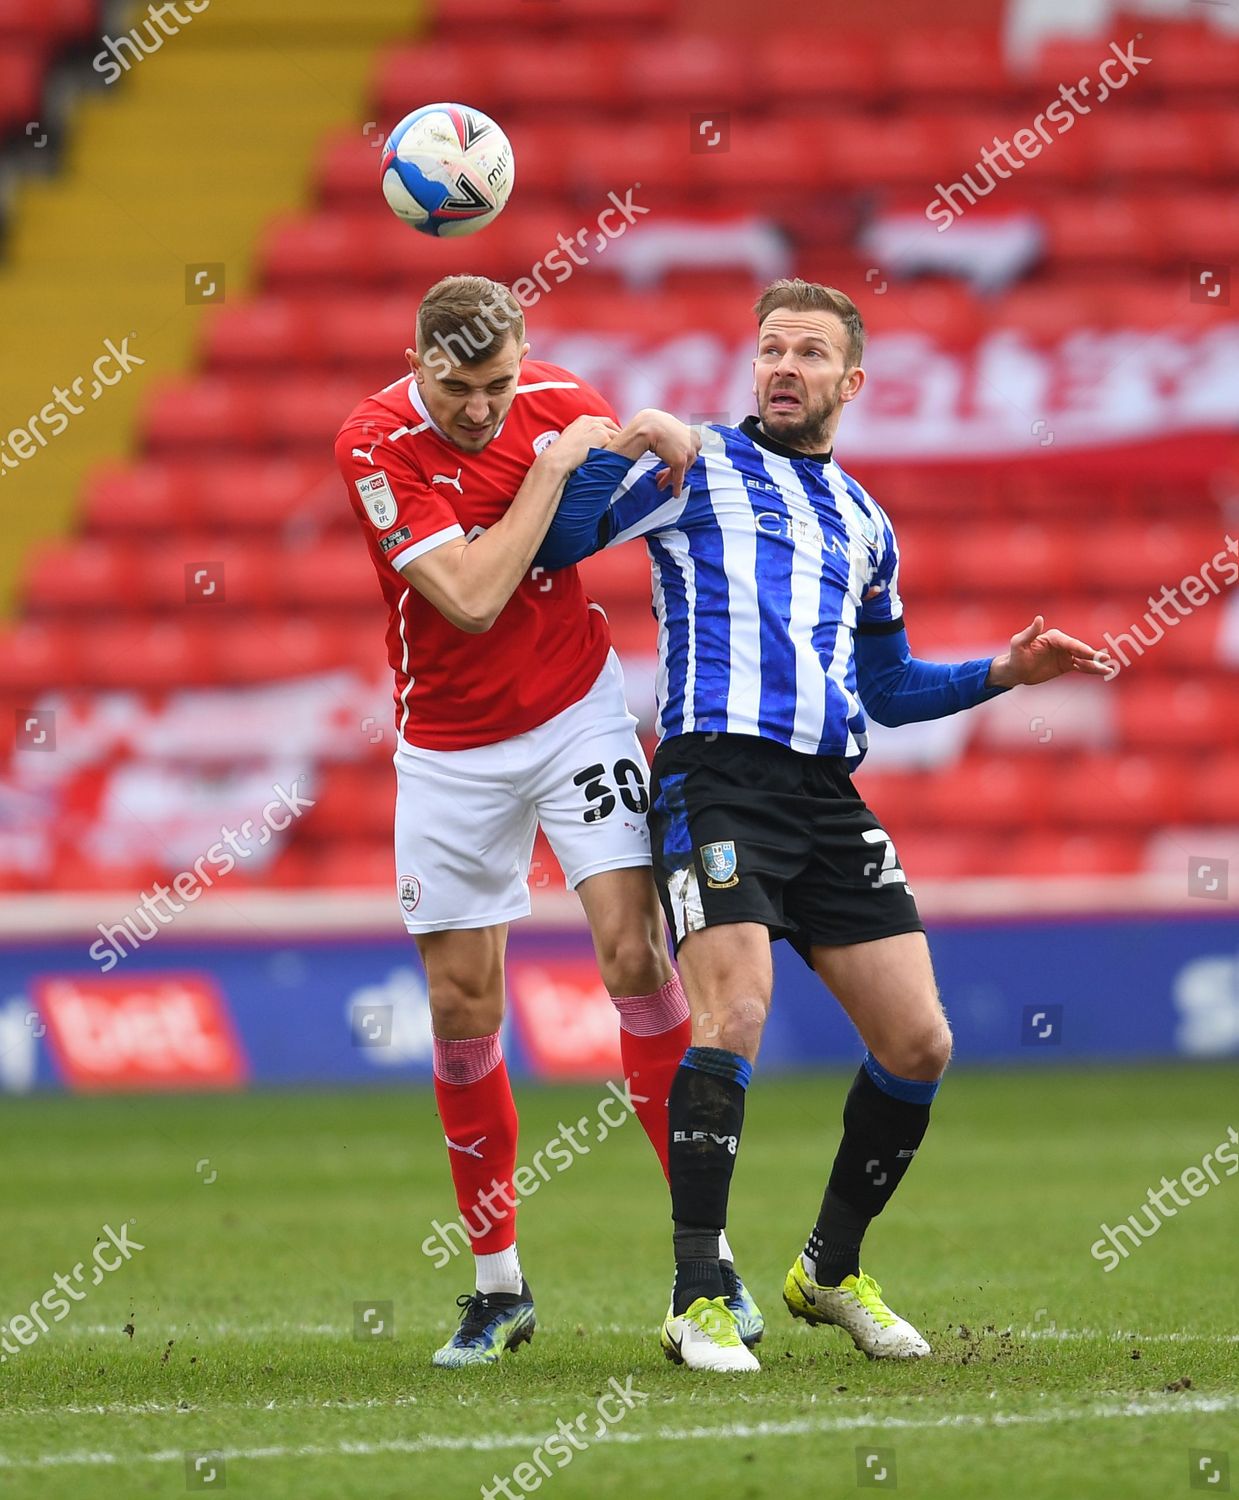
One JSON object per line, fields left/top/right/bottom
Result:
{"left": 610, "top": 493, "right": 690, "bottom": 547}
{"left": 388, "top": 524, "right": 464, "bottom": 571}
{"left": 514, "top": 380, "right": 580, "bottom": 393}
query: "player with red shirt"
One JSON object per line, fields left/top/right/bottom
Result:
{"left": 334, "top": 276, "right": 761, "bottom": 1367}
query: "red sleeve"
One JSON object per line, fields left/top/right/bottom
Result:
{"left": 335, "top": 423, "right": 464, "bottom": 572}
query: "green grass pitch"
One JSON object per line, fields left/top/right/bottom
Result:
{"left": 1, "top": 1064, "right": 1235, "bottom": 1498}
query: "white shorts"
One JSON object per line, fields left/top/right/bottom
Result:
{"left": 392, "top": 651, "right": 652, "bottom": 933}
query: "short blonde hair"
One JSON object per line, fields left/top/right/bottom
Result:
{"left": 754, "top": 278, "right": 864, "bottom": 367}
{"left": 417, "top": 274, "right": 525, "bottom": 368}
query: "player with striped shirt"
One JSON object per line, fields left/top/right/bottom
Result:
{"left": 537, "top": 279, "right": 1109, "bottom": 1372}
{"left": 334, "top": 276, "right": 766, "bottom": 1369}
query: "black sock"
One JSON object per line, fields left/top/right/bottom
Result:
{"left": 668, "top": 1046, "right": 751, "bottom": 1313}
{"left": 806, "top": 1055, "right": 939, "bottom": 1285}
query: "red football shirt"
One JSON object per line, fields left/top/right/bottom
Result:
{"left": 335, "top": 360, "right": 616, "bottom": 750}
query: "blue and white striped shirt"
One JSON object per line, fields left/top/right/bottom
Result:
{"left": 539, "top": 416, "right": 1001, "bottom": 766}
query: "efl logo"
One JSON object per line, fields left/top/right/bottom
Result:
{"left": 34, "top": 974, "right": 248, "bottom": 1092}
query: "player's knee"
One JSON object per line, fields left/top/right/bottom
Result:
{"left": 598, "top": 927, "right": 666, "bottom": 998}
{"left": 423, "top": 956, "right": 505, "bottom": 1035}
{"left": 697, "top": 997, "right": 767, "bottom": 1063}
{"left": 881, "top": 1016, "right": 952, "bottom": 1082}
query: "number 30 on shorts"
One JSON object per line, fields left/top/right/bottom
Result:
{"left": 572, "top": 759, "right": 650, "bottom": 824}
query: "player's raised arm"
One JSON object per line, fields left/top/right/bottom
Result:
{"left": 398, "top": 413, "right": 617, "bottom": 633}
{"left": 535, "top": 409, "right": 702, "bottom": 571}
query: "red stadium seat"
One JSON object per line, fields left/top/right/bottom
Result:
{"left": 578, "top": 549, "right": 654, "bottom": 611}
{"left": 274, "top": 543, "right": 380, "bottom": 610}
{"left": 1089, "top": 111, "right": 1215, "bottom": 181}
{"left": 1002, "top": 829, "right": 1144, "bottom": 877}
{"left": 0, "top": 621, "right": 79, "bottom": 693}
{"left": 1042, "top": 196, "right": 1168, "bottom": 267}
{"left": 1043, "top": 753, "right": 1188, "bottom": 829}
{"left": 83, "top": 459, "right": 338, "bottom": 536}
{"left": 1182, "top": 752, "right": 1239, "bottom": 824}
{"left": 202, "top": 300, "right": 323, "bottom": 370}
{"left": 141, "top": 378, "right": 267, "bottom": 453}
{"left": 1082, "top": 521, "right": 1226, "bottom": 593}
{"left": 1158, "top": 193, "right": 1239, "bottom": 262}
{"left": 79, "top": 620, "right": 218, "bottom": 690}
{"left": 861, "top": 281, "right": 985, "bottom": 346}
{"left": 22, "top": 539, "right": 131, "bottom": 613}
{"left": 282, "top": 839, "right": 392, "bottom": 888}
{"left": 0, "top": 0, "right": 95, "bottom": 42}
{"left": 1118, "top": 679, "right": 1239, "bottom": 752}
{"left": 1198, "top": 110, "right": 1239, "bottom": 174}
{"left": 914, "top": 759, "right": 1055, "bottom": 830}
{"left": 947, "top": 111, "right": 1094, "bottom": 187}
{"left": 758, "top": 34, "right": 885, "bottom": 106}
{"left": 816, "top": 117, "right": 962, "bottom": 189}
{"left": 1139, "top": 23, "right": 1239, "bottom": 95}
{"left": 132, "top": 542, "right": 277, "bottom": 611}
{"left": 0, "top": 47, "right": 45, "bottom": 133}
{"left": 430, "top": 0, "right": 674, "bottom": 32}
{"left": 305, "top": 763, "right": 393, "bottom": 840}
{"left": 510, "top": 40, "right": 640, "bottom": 111}
{"left": 618, "top": 33, "right": 752, "bottom": 110}
{"left": 886, "top": 27, "right": 1007, "bottom": 98}
{"left": 372, "top": 43, "right": 506, "bottom": 124}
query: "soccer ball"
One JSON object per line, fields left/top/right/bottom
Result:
{"left": 380, "top": 103, "right": 515, "bottom": 237}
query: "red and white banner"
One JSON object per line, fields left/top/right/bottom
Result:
{"left": 538, "top": 326, "right": 1239, "bottom": 458}
{"left": 34, "top": 973, "right": 249, "bottom": 1092}
{"left": 506, "top": 958, "right": 623, "bottom": 1079}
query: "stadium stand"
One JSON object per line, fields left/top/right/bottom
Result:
{"left": 1, "top": 0, "right": 1236, "bottom": 895}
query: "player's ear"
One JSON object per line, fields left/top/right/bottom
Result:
{"left": 406, "top": 346, "right": 421, "bottom": 379}
{"left": 519, "top": 341, "right": 531, "bottom": 364}
{"left": 841, "top": 365, "right": 866, "bottom": 403}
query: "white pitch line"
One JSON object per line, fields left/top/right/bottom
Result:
{"left": 0, "top": 1393, "right": 1236, "bottom": 1471}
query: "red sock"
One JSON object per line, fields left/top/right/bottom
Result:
{"left": 432, "top": 1032, "right": 519, "bottom": 1256}
{"left": 612, "top": 974, "right": 691, "bottom": 1182}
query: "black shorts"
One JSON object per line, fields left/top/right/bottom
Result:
{"left": 648, "top": 732, "right": 924, "bottom": 963}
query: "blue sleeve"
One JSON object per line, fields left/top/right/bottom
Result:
{"left": 855, "top": 623, "right": 1008, "bottom": 727}
{"left": 534, "top": 448, "right": 695, "bottom": 570}
{"left": 532, "top": 448, "right": 629, "bottom": 569}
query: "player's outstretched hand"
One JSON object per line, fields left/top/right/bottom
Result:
{"left": 988, "top": 616, "right": 1112, "bottom": 687}
{"left": 540, "top": 414, "right": 621, "bottom": 474}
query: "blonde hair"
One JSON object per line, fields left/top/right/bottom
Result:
{"left": 417, "top": 275, "right": 525, "bottom": 369}
{"left": 754, "top": 278, "right": 864, "bottom": 366}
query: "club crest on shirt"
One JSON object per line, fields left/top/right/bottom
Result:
{"left": 356, "top": 470, "right": 397, "bottom": 528}
{"left": 700, "top": 840, "right": 739, "bottom": 888}
{"left": 398, "top": 874, "right": 421, "bottom": 912}
{"left": 531, "top": 428, "right": 561, "bottom": 456}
